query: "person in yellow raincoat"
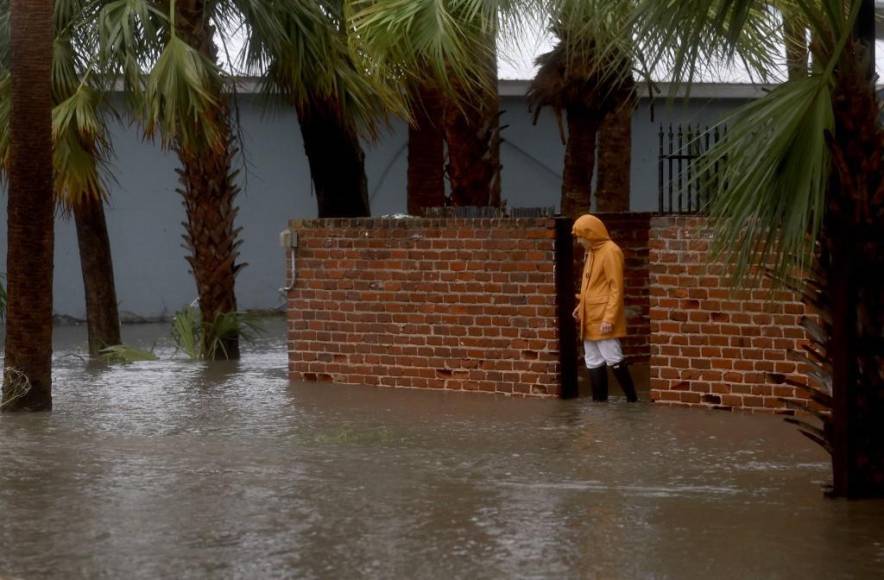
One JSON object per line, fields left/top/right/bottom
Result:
{"left": 571, "top": 214, "right": 638, "bottom": 402}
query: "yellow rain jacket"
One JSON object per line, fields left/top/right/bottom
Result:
{"left": 572, "top": 214, "right": 627, "bottom": 341}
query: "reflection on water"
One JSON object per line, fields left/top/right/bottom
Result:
{"left": 1, "top": 321, "right": 883, "bottom": 579}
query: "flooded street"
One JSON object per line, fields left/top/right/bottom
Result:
{"left": 1, "top": 320, "right": 883, "bottom": 579}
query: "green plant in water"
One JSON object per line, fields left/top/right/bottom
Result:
{"left": 171, "top": 305, "right": 201, "bottom": 360}
{"left": 99, "top": 345, "right": 159, "bottom": 364}
{"left": 172, "top": 306, "right": 264, "bottom": 360}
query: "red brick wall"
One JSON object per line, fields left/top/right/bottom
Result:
{"left": 286, "top": 218, "right": 562, "bottom": 397}
{"left": 591, "top": 213, "right": 651, "bottom": 361}
{"left": 648, "top": 216, "right": 811, "bottom": 412}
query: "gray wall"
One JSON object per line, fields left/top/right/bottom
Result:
{"left": 0, "top": 94, "right": 748, "bottom": 319}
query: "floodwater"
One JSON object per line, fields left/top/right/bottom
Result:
{"left": 1, "top": 320, "right": 883, "bottom": 579}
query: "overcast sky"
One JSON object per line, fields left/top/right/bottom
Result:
{"left": 497, "top": 26, "right": 884, "bottom": 85}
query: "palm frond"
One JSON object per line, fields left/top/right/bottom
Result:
{"left": 347, "top": 0, "right": 537, "bottom": 99}
{"left": 97, "top": 0, "right": 167, "bottom": 93}
{"left": 640, "top": 0, "right": 863, "bottom": 288}
{"left": 53, "top": 83, "right": 113, "bottom": 206}
{"left": 633, "top": 0, "right": 784, "bottom": 89}
{"left": 100, "top": 344, "right": 159, "bottom": 363}
{"left": 703, "top": 75, "right": 833, "bottom": 283}
{"left": 230, "top": 0, "right": 402, "bottom": 136}
{"left": 144, "top": 35, "right": 223, "bottom": 151}
{"left": 172, "top": 305, "right": 201, "bottom": 359}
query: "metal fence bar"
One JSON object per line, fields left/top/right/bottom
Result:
{"left": 658, "top": 123, "right": 727, "bottom": 214}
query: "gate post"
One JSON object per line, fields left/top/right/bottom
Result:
{"left": 554, "top": 217, "right": 579, "bottom": 399}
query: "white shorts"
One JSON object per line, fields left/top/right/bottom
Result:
{"left": 583, "top": 339, "right": 624, "bottom": 369}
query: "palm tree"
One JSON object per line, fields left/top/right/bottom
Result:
{"left": 347, "top": 0, "right": 534, "bottom": 208}
{"left": 55, "top": 0, "right": 122, "bottom": 356}
{"left": 0, "top": 0, "right": 122, "bottom": 358}
{"left": 527, "top": 0, "right": 636, "bottom": 217}
{"left": 100, "top": 0, "right": 247, "bottom": 359}
{"left": 1, "top": 0, "right": 55, "bottom": 411}
{"left": 406, "top": 81, "right": 446, "bottom": 215}
{"left": 635, "top": 0, "right": 883, "bottom": 498}
{"left": 245, "top": 0, "right": 396, "bottom": 218}
{"left": 595, "top": 70, "right": 635, "bottom": 212}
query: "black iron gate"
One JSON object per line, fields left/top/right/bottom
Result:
{"left": 657, "top": 124, "right": 726, "bottom": 214}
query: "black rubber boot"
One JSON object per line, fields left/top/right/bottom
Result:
{"left": 611, "top": 361, "right": 638, "bottom": 402}
{"left": 588, "top": 365, "right": 609, "bottom": 402}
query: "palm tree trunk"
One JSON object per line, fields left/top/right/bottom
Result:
{"left": 298, "top": 96, "right": 370, "bottom": 218}
{"left": 177, "top": 140, "right": 242, "bottom": 360}
{"left": 596, "top": 84, "right": 636, "bottom": 213}
{"left": 823, "top": 37, "right": 884, "bottom": 498}
{"left": 2, "top": 0, "right": 54, "bottom": 411}
{"left": 561, "top": 105, "right": 602, "bottom": 219}
{"left": 74, "top": 196, "right": 121, "bottom": 356}
{"left": 175, "top": 0, "right": 241, "bottom": 360}
{"left": 407, "top": 83, "right": 445, "bottom": 215}
{"left": 445, "top": 38, "right": 501, "bottom": 208}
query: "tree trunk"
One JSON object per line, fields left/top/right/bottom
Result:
{"left": 822, "top": 35, "right": 884, "bottom": 498}
{"left": 561, "top": 105, "right": 602, "bottom": 219}
{"left": 445, "top": 39, "right": 501, "bottom": 208}
{"left": 177, "top": 140, "right": 242, "bottom": 360}
{"left": 596, "top": 85, "right": 635, "bottom": 213}
{"left": 407, "top": 83, "right": 445, "bottom": 215}
{"left": 298, "top": 96, "right": 370, "bottom": 218}
{"left": 175, "top": 0, "right": 241, "bottom": 360}
{"left": 74, "top": 197, "right": 122, "bottom": 356}
{"left": 2, "top": 0, "right": 54, "bottom": 411}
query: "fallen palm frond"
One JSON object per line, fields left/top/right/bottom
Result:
{"left": 98, "top": 344, "right": 159, "bottom": 364}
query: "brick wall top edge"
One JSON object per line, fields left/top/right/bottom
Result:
{"left": 289, "top": 212, "right": 657, "bottom": 230}
{"left": 288, "top": 217, "right": 558, "bottom": 229}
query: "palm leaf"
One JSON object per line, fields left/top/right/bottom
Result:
{"left": 702, "top": 75, "right": 833, "bottom": 282}
{"left": 100, "top": 344, "right": 159, "bottom": 363}
{"left": 347, "top": 0, "right": 536, "bottom": 99}
{"left": 144, "top": 35, "right": 223, "bottom": 152}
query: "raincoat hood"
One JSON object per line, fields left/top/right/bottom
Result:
{"left": 572, "top": 214, "right": 610, "bottom": 247}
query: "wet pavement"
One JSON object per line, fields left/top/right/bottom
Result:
{"left": 1, "top": 320, "right": 883, "bottom": 579}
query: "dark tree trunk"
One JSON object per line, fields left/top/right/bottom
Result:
{"left": 2, "top": 0, "right": 54, "bottom": 411}
{"left": 175, "top": 0, "right": 241, "bottom": 360}
{"left": 445, "top": 40, "right": 501, "bottom": 208}
{"left": 596, "top": 85, "right": 635, "bottom": 213}
{"left": 74, "top": 196, "right": 122, "bottom": 355}
{"left": 407, "top": 84, "right": 445, "bottom": 215}
{"left": 561, "top": 105, "right": 602, "bottom": 219}
{"left": 177, "top": 140, "right": 242, "bottom": 360}
{"left": 298, "top": 96, "right": 370, "bottom": 218}
{"left": 821, "top": 35, "right": 884, "bottom": 498}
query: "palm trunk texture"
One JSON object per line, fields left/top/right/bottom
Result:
{"left": 74, "top": 197, "right": 122, "bottom": 356}
{"left": 175, "top": 0, "right": 242, "bottom": 360}
{"left": 561, "top": 105, "right": 601, "bottom": 219}
{"left": 822, "top": 42, "right": 884, "bottom": 498}
{"left": 445, "top": 42, "right": 501, "bottom": 208}
{"left": 2, "top": 0, "right": 55, "bottom": 411}
{"left": 298, "top": 95, "right": 371, "bottom": 218}
{"left": 596, "top": 83, "right": 635, "bottom": 213}
{"left": 407, "top": 84, "right": 445, "bottom": 215}
{"left": 793, "top": 33, "right": 884, "bottom": 498}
